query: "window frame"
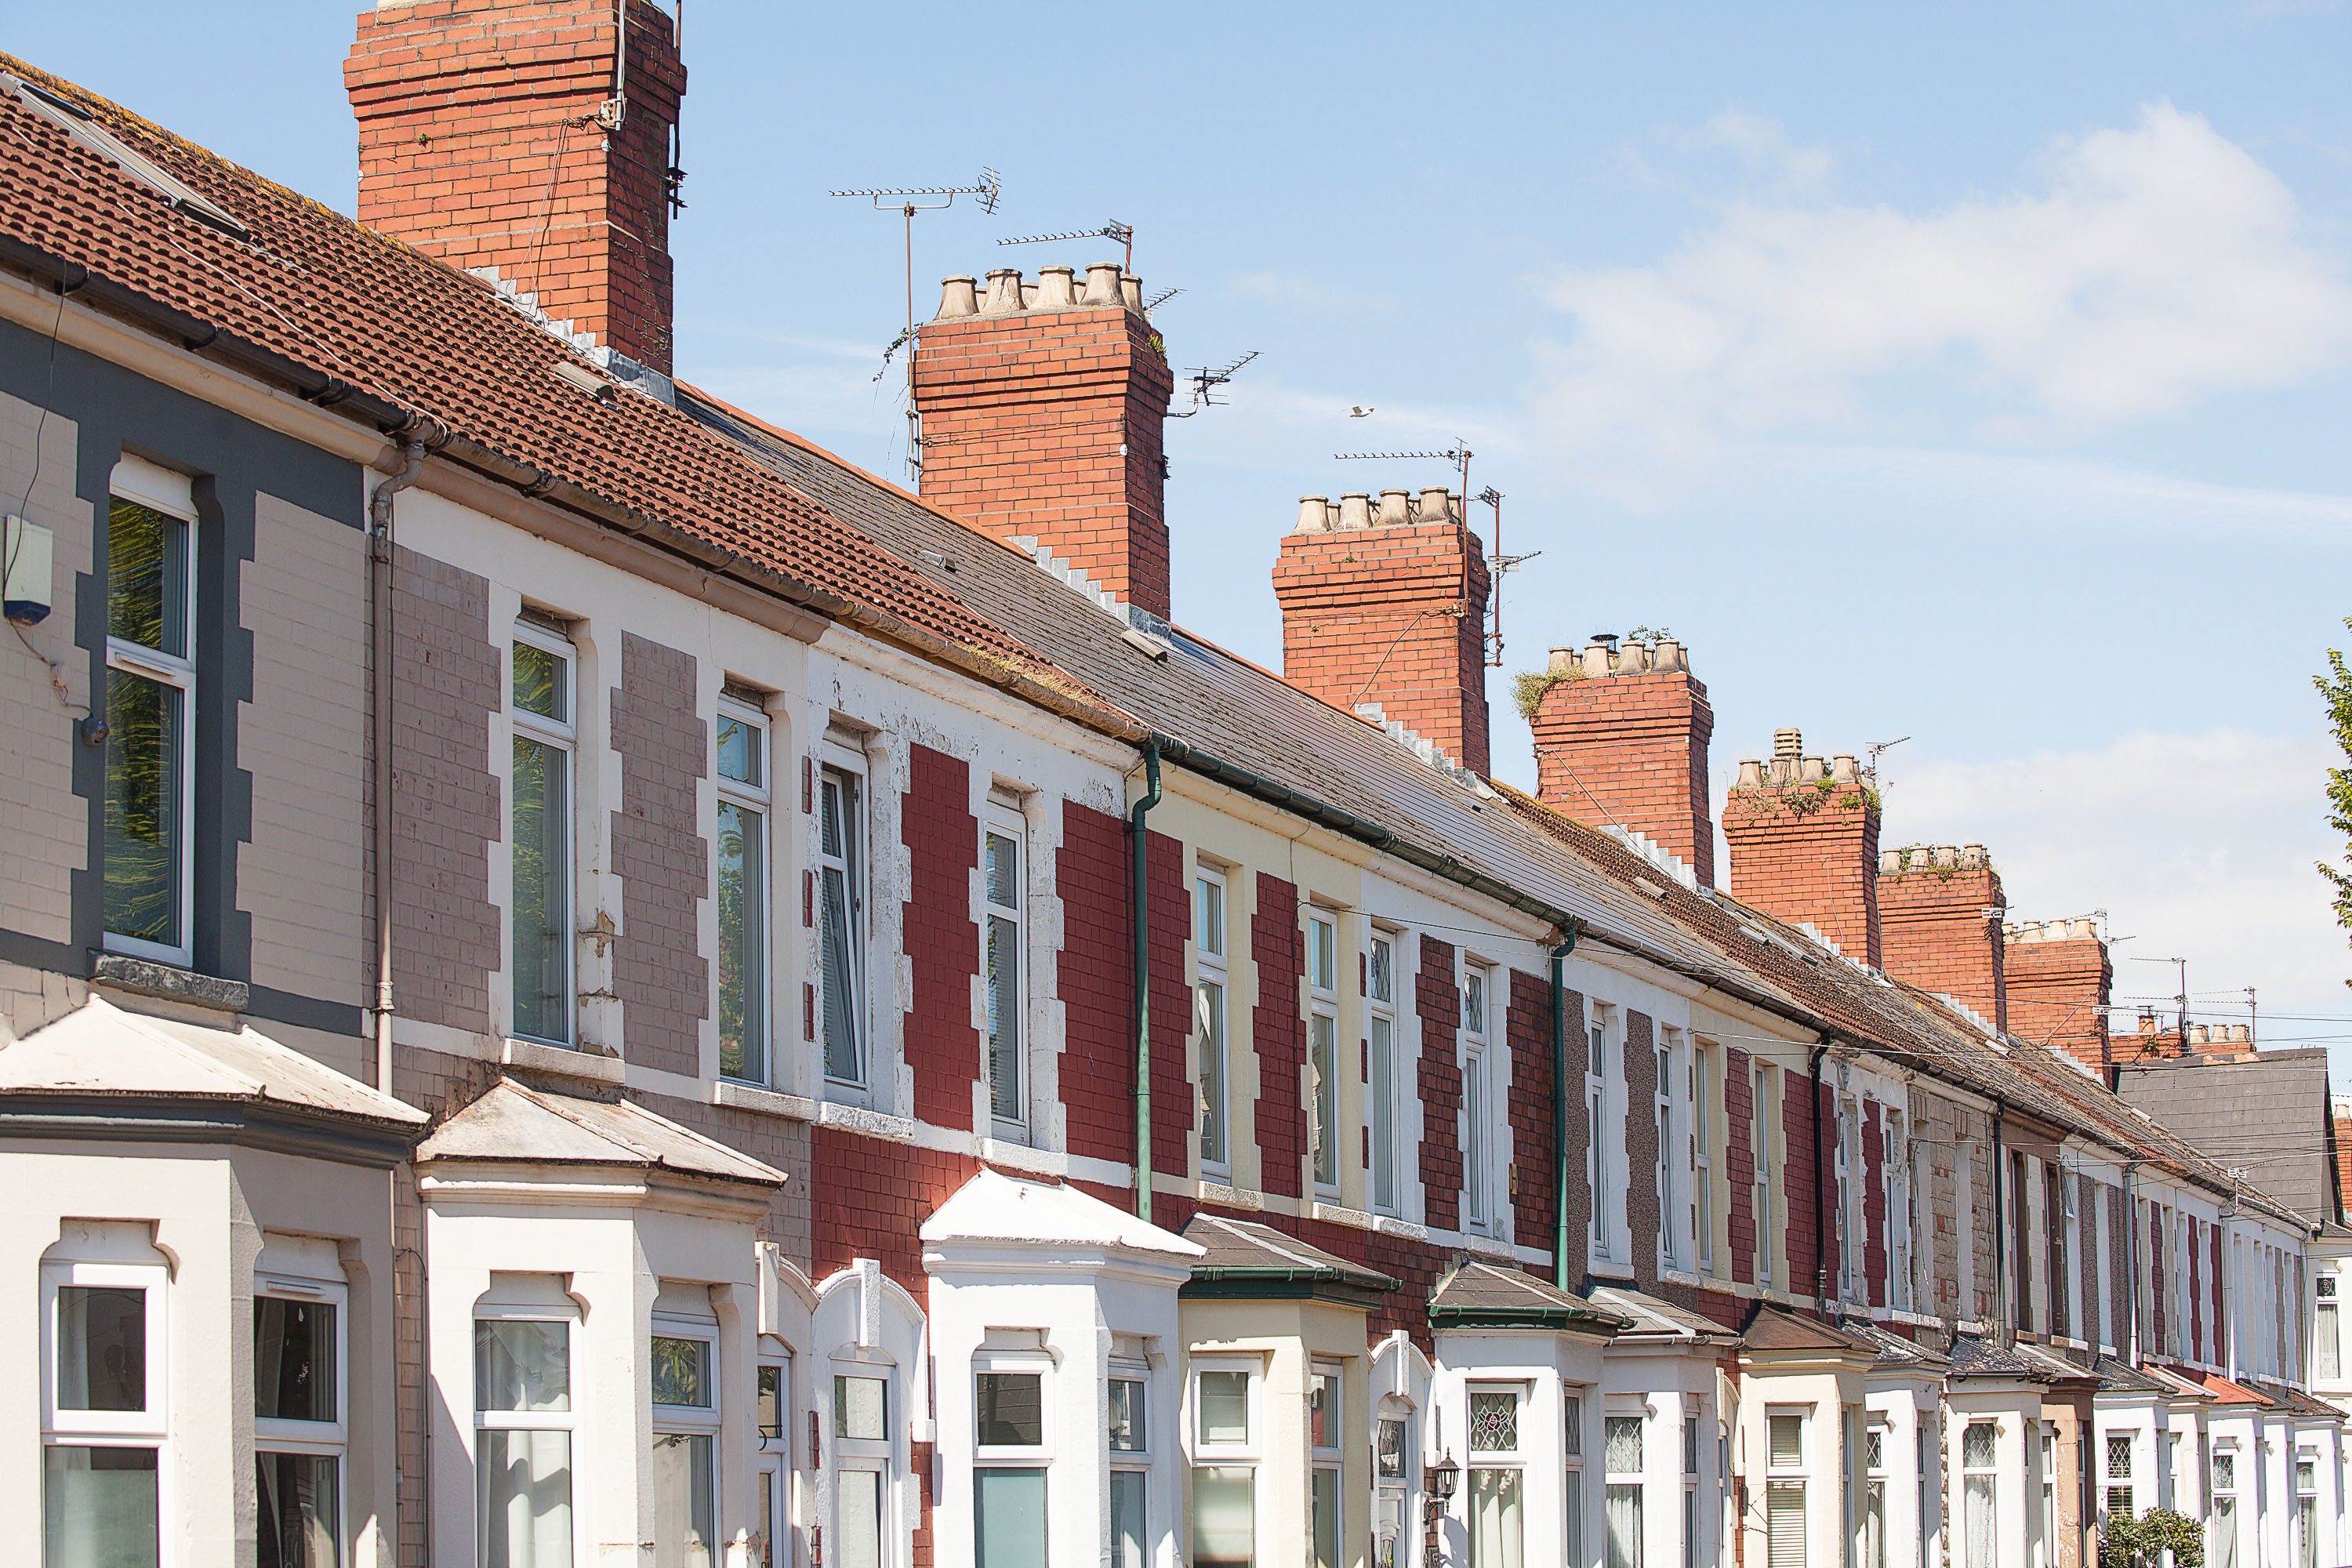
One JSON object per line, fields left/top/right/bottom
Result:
{"left": 509, "top": 620, "right": 578, "bottom": 1047}
{"left": 473, "top": 1302, "right": 580, "bottom": 1568}
{"left": 715, "top": 695, "right": 772, "bottom": 1086}
{"left": 1368, "top": 931, "right": 1400, "bottom": 1216}
{"left": 1190, "top": 1357, "right": 1261, "bottom": 1460}
{"left": 972, "top": 1349, "right": 1052, "bottom": 1464}
{"left": 651, "top": 1312, "right": 721, "bottom": 1566}
{"left": 1196, "top": 867, "right": 1232, "bottom": 1176}
{"left": 817, "top": 750, "right": 870, "bottom": 1093}
{"left": 100, "top": 472, "right": 199, "bottom": 968}
{"left": 1753, "top": 1063, "right": 1774, "bottom": 1287}
{"left": 1462, "top": 960, "right": 1494, "bottom": 1232}
{"left": 43, "top": 1258, "right": 170, "bottom": 1441}
{"left": 1308, "top": 910, "right": 1341, "bottom": 1196}
{"left": 253, "top": 1273, "right": 350, "bottom": 1451}
{"left": 1691, "top": 1041, "right": 1712, "bottom": 1276}
{"left": 982, "top": 802, "right": 1029, "bottom": 1138}
{"left": 1588, "top": 1011, "right": 1613, "bottom": 1261}
{"left": 1656, "top": 1037, "right": 1677, "bottom": 1272}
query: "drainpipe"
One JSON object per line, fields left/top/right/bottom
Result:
{"left": 1550, "top": 924, "right": 1579, "bottom": 1293}
{"left": 1991, "top": 1096, "right": 2008, "bottom": 1341}
{"left": 368, "top": 443, "right": 425, "bottom": 1093}
{"left": 1810, "top": 1044, "right": 1830, "bottom": 1319}
{"left": 1128, "top": 739, "right": 1163, "bottom": 1222}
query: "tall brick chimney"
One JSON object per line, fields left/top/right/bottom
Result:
{"left": 1720, "top": 728, "right": 1882, "bottom": 967}
{"left": 911, "top": 267, "right": 1175, "bottom": 622}
{"left": 1272, "top": 489, "right": 1493, "bottom": 775}
{"left": 347, "top": 0, "right": 686, "bottom": 375}
{"left": 1526, "top": 637, "right": 1715, "bottom": 887}
{"left": 2004, "top": 917, "right": 2113, "bottom": 1074}
{"left": 1879, "top": 844, "right": 2007, "bottom": 1031}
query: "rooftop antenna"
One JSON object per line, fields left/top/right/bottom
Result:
{"left": 2126, "top": 955, "right": 2189, "bottom": 1051}
{"left": 829, "top": 167, "right": 1004, "bottom": 475}
{"left": 1334, "top": 443, "right": 1475, "bottom": 622}
{"left": 1145, "top": 286, "right": 1182, "bottom": 314}
{"left": 1000, "top": 220, "right": 1134, "bottom": 274}
{"left": 2246, "top": 985, "right": 2258, "bottom": 1044}
{"left": 1863, "top": 736, "right": 1909, "bottom": 782}
{"left": 1166, "top": 351, "right": 1260, "bottom": 419}
{"left": 1477, "top": 486, "right": 1539, "bottom": 668}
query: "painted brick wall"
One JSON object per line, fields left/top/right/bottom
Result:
{"left": 2211, "top": 1225, "right": 2226, "bottom": 1363}
{"left": 1148, "top": 829, "right": 1191, "bottom": 1178}
{"left": 1528, "top": 665, "right": 1715, "bottom": 887}
{"left": 1273, "top": 519, "right": 1494, "bottom": 776}
{"left": 2190, "top": 1218, "right": 2203, "bottom": 1359}
{"left": 346, "top": 0, "right": 686, "bottom": 372}
{"left": 241, "top": 492, "right": 368, "bottom": 1009}
{"left": 1058, "top": 801, "right": 1132, "bottom": 1167}
{"left": 389, "top": 546, "right": 500, "bottom": 1036}
{"left": 1505, "top": 968, "right": 1557, "bottom": 1259}
{"left": 902, "top": 745, "right": 978, "bottom": 1130}
{"left": 811, "top": 1125, "right": 978, "bottom": 1295}
{"left": 611, "top": 632, "right": 708, "bottom": 1076}
{"left": 1725, "top": 1048, "right": 1753, "bottom": 1287}
{"left": 1253, "top": 873, "right": 1305, "bottom": 1200}
{"left": 1783, "top": 1073, "right": 1820, "bottom": 1303}
{"left": 1721, "top": 779, "right": 1883, "bottom": 969}
{"left": 1625, "top": 1011, "right": 1660, "bottom": 1287}
{"left": 1417, "top": 935, "right": 1462, "bottom": 1233}
{"left": 0, "top": 387, "right": 85, "bottom": 946}
{"left": 1559, "top": 987, "right": 1590, "bottom": 1287}
{"left": 2079, "top": 1172, "right": 2100, "bottom": 1351}
{"left": 2005, "top": 931, "right": 2113, "bottom": 1075}
{"left": 1878, "top": 854, "right": 2007, "bottom": 1031}
{"left": 1863, "top": 1102, "right": 1888, "bottom": 1308}
{"left": 911, "top": 303, "right": 1175, "bottom": 619}
{"left": 1916, "top": 1090, "right": 1962, "bottom": 1319}
{"left": 2108, "top": 1185, "right": 2131, "bottom": 1352}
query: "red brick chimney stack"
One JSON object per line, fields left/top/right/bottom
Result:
{"left": 2004, "top": 917, "right": 2114, "bottom": 1073}
{"left": 347, "top": 0, "right": 687, "bottom": 375}
{"left": 1526, "top": 637, "right": 1716, "bottom": 887}
{"left": 1272, "top": 489, "right": 1494, "bottom": 775}
{"left": 911, "top": 267, "right": 1176, "bottom": 622}
{"left": 1719, "top": 728, "right": 1883, "bottom": 967}
{"left": 1878, "top": 844, "right": 2007, "bottom": 1031}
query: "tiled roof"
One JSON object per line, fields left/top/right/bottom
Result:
{"left": 1944, "top": 1335, "right": 2051, "bottom": 1381}
{"left": 1179, "top": 1214, "right": 1399, "bottom": 1298}
{"left": 1838, "top": 1318, "right": 1952, "bottom": 1371}
{"left": 2092, "top": 1356, "right": 2175, "bottom": 1396}
{"left": 1428, "top": 1260, "right": 1632, "bottom": 1333}
{"left": 0, "top": 56, "right": 1120, "bottom": 727}
{"left": 416, "top": 1080, "right": 785, "bottom": 1186}
{"left": 1739, "top": 1307, "right": 1879, "bottom": 1356}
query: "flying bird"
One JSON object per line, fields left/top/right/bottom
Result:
{"left": 1349, "top": 405, "right": 1374, "bottom": 418}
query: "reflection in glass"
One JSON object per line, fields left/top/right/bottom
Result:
{"left": 44, "top": 1445, "right": 159, "bottom": 1568}
{"left": 1310, "top": 1013, "right": 1338, "bottom": 1187}
{"left": 1109, "top": 1378, "right": 1144, "bottom": 1451}
{"left": 474, "top": 1321, "right": 570, "bottom": 1413}
{"left": 988, "top": 912, "right": 1020, "bottom": 1120}
{"left": 717, "top": 800, "right": 764, "bottom": 1082}
{"left": 257, "top": 1450, "right": 340, "bottom": 1568}
{"left": 976, "top": 1372, "right": 1044, "bottom": 1446}
{"left": 510, "top": 731, "right": 570, "bottom": 1043}
{"left": 652, "top": 1432, "right": 715, "bottom": 1568}
{"left": 255, "top": 1298, "right": 336, "bottom": 1423}
{"left": 1312, "top": 1466, "right": 1342, "bottom": 1568}
{"left": 56, "top": 1287, "right": 145, "bottom": 1412}
{"left": 820, "top": 771, "right": 863, "bottom": 1083}
{"left": 477, "top": 1430, "right": 572, "bottom": 1568}
{"left": 651, "top": 1337, "right": 710, "bottom": 1408}
{"left": 103, "top": 672, "right": 181, "bottom": 946}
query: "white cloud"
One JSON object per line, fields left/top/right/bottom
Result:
{"left": 1878, "top": 729, "right": 2351, "bottom": 1065}
{"left": 1534, "top": 104, "right": 2352, "bottom": 505}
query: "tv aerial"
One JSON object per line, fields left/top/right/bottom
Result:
{"left": 1478, "top": 486, "right": 1541, "bottom": 668}
{"left": 829, "top": 167, "right": 1004, "bottom": 474}
{"left": 1333, "top": 444, "right": 1479, "bottom": 622}
{"left": 1168, "top": 351, "right": 1259, "bottom": 418}
{"left": 1000, "top": 219, "right": 1135, "bottom": 274}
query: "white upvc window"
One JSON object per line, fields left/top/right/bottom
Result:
{"left": 984, "top": 801, "right": 1029, "bottom": 1136}
{"left": 1196, "top": 868, "right": 1232, "bottom": 1174}
{"left": 1765, "top": 1407, "right": 1807, "bottom": 1568}
{"left": 817, "top": 752, "right": 869, "bottom": 1091}
{"left": 1604, "top": 1410, "right": 1646, "bottom": 1568}
{"left": 1191, "top": 1357, "right": 1261, "bottom": 1568}
{"left": 256, "top": 1240, "right": 350, "bottom": 1568}
{"left": 1467, "top": 1384, "right": 1522, "bottom": 1568}
{"left": 1110, "top": 1348, "right": 1150, "bottom": 1568}
{"left": 756, "top": 1351, "right": 792, "bottom": 1568}
{"left": 2103, "top": 1430, "right": 2135, "bottom": 1522}
{"left": 1962, "top": 1421, "right": 1999, "bottom": 1568}
{"left": 1311, "top": 1363, "right": 1345, "bottom": 1568}
{"left": 43, "top": 1239, "right": 169, "bottom": 1567}
{"left": 102, "top": 459, "right": 199, "bottom": 967}
{"left": 1588, "top": 1012, "right": 1611, "bottom": 1259}
{"left": 1368, "top": 932, "right": 1400, "bottom": 1215}
{"left": 475, "top": 1299, "right": 578, "bottom": 1567}
{"left": 716, "top": 694, "right": 771, "bottom": 1084}
{"left": 2034, "top": 1427, "right": 2055, "bottom": 1568}
{"left": 1864, "top": 1420, "right": 1889, "bottom": 1568}
{"left": 1308, "top": 911, "right": 1341, "bottom": 1195}
{"left": 1834, "top": 1097, "right": 1864, "bottom": 1302}
{"left": 975, "top": 1345, "right": 1051, "bottom": 1568}
{"left": 652, "top": 1302, "right": 721, "bottom": 1565}
{"left": 1692, "top": 1041, "right": 1713, "bottom": 1275}
{"left": 1753, "top": 1063, "right": 1775, "bottom": 1287}
{"left": 2317, "top": 1274, "right": 2339, "bottom": 1381}
{"left": 510, "top": 621, "right": 576, "bottom": 1046}
{"left": 1565, "top": 1390, "right": 1586, "bottom": 1564}
{"left": 1462, "top": 963, "right": 1494, "bottom": 1232}
{"left": 1657, "top": 1037, "right": 1678, "bottom": 1272}
{"left": 832, "top": 1365, "right": 895, "bottom": 1568}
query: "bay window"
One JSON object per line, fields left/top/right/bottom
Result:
{"left": 1312, "top": 1365, "right": 1343, "bottom": 1568}
{"left": 1191, "top": 1359, "right": 1258, "bottom": 1568}
{"left": 510, "top": 624, "right": 575, "bottom": 1045}
{"left": 1963, "top": 1422, "right": 1998, "bottom": 1568}
{"left": 103, "top": 463, "right": 198, "bottom": 966}
{"left": 256, "top": 1240, "right": 348, "bottom": 1568}
{"left": 716, "top": 695, "right": 770, "bottom": 1083}
{"left": 1766, "top": 1410, "right": 1806, "bottom": 1568}
{"left": 1565, "top": 1392, "right": 1585, "bottom": 1565}
{"left": 1604, "top": 1414, "right": 1644, "bottom": 1568}
{"left": 474, "top": 1311, "right": 575, "bottom": 1568}
{"left": 1110, "top": 1363, "right": 1149, "bottom": 1568}
{"left": 975, "top": 1360, "right": 1048, "bottom": 1568}
{"left": 1468, "top": 1386, "right": 1522, "bottom": 1568}
{"left": 652, "top": 1304, "right": 720, "bottom": 1568}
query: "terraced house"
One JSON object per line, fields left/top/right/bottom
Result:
{"left": 0, "top": 5, "right": 2343, "bottom": 1568}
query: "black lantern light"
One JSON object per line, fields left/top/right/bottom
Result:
{"left": 1425, "top": 1452, "right": 1460, "bottom": 1503}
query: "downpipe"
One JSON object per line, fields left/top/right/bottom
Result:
{"left": 368, "top": 442, "right": 424, "bottom": 1092}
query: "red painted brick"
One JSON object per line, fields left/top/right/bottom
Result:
{"left": 902, "top": 746, "right": 978, "bottom": 1131}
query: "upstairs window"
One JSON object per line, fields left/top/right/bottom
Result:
{"left": 1308, "top": 912, "right": 1340, "bottom": 1194}
{"left": 818, "top": 758, "right": 868, "bottom": 1088}
{"left": 1462, "top": 965, "right": 1494, "bottom": 1231}
{"left": 1588, "top": 1015, "right": 1612, "bottom": 1260}
{"left": 1657, "top": 1043, "right": 1676, "bottom": 1271}
{"left": 1691, "top": 1044, "right": 1712, "bottom": 1274}
{"left": 2318, "top": 1275, "right": 2339, "bottom": 1381}
{"left": 715, "top": 695, "right": 770, "bottom": 1083}
{"left": 1753, "top": 1064, "right": 1774, "bottom": 1287}
{"left": 1196, "top": 869, "right": 1231, "bottom": 1174}
{"left": 1368, "top": 933, "right": 1399, "bottom": 1215}
{"left": 984, "top": 802, "right": 1028, "bottom": 1134}
{"left": 510, "top": 625, "right": 575, "bottom": 1045}
{"left": 102, "top": 461, "right": 198, "bottom": 966}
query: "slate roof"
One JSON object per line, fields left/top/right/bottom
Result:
{"left": 1428, "top": 1260, "right": 1632, "bottom": 1334}
{"left": 1944, "top": 1336, "right": 2052, "bottom": 1381}
{"left": 416, "top": 1080, "right": 785, "bottom": 1187}
{"left": 1838, "top": 1318, "right": 1952, "bottom": 1371}
{"left": 1589, "top": 1286, "right": 1741, "bottom": 1343}
{"left": 2114, "top": 1049, "right": 2337, "bottom": 1225}
{"left": 1178, "top": 1213, "right": 1399, "bottom": 1298}
{"left": 1740, "top": 1307, "right": 1879, "bottom": 1357}
{"left": 2092, "top": 1356, "right": 2176, "bottom": 1397}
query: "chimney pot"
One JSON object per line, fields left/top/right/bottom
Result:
{"left": 1736, "top": 759, "right": 1766, "bottom": 791}
{"left": 1774, "top": 728, "right": 1803, "bottom": 760}
{"left": 981, "top": 269, "right": 1026, "bottom": 316}
{"left": 1654, "top": 637, "right": 1687, "bottom": 673}
{"left": 1417, "top": 487, "right": 1454, "bottom": 525}
{"left": 1547, "top": 646, "right": 1577, "bottom": 677}
{"left": 1831, "top": 754, "right": 1861, "bottom": 786}
{"left": 1294, "top": 497, "right": 1332, "bottom": 534}
{"left": 1020, "top": 280, "right": 1040, "bottom": 308}
{"left": 1615, "top": 642, "right": 1650, "bottom": 675}
{"left": 1337, "top": 493, "right": 1374, "bottom": 530}
{"left": 2231, "top": 1022, "right": 2252, "bottom": 1044}
{"left": 1033, "top": 265, "right": 1077, "bottom": 310}
{"left": 937, "top": 275, "right": 980, "bottom": 318}
{"left": 1961, "top": 844, "right": 1987, "bottom": 869}
{"left": 1080, "top": 263, "right": 1124, "bottom": 307}
{"left": 1377, "top": 489, "right": 1413, "bottom": 528}
{"left": 1120, "top": 275, "right": 1145, "bottom": 311}
{"left": 1880, "top": 850, "right": 1901, "bottom": 874}
{"left": 2190, "top": 1024, "right": 2210, "bottom": 1047}
{"left": 1798, "top": 755, "right": 1827, "bottom": 783}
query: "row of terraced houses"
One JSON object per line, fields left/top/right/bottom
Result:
{"left": 0, "top": 5, "right": 2347, "bottom": 1568}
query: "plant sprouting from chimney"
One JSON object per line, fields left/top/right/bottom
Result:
{"left": 1627, "top": 625, "right": 1673, "bottom": 644}
{"left": 2317, "top": 618, "right": 2352, "bottom": 989}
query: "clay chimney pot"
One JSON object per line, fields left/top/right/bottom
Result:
{"left": 1080, "top": 263, "right": 1123, "bottom": 307}
{"left": 1417, "top": 487, "right": 1454, "bottom": 525}
{"left": 1120, "top": 275, "right": 1144, "bottom": 311}
{"left": 1377, "top": 489, "right": 1413, "bottom": 528}
{"left": 1337, "top": 493, "right": 1374, "bottom": 530}
{"left": 937, "top": 276, "right": 979, "bottom": 318}
{"left": 1294, "top": 497, "right": 1331, "bottom": 535}
{"left": 1547, "top": 646, "right": 1577, "bottom": 677}
{"left": 1736, "top": 759, "right": 1766, "bottom": 791}
{"left": 1033, "top": 266, "right": 1077, "bottom": 310}
{"left": 980, "top": 269, "right": 1025, "bottom": 316}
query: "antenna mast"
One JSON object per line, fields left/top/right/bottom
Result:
{"left": 1000, "top": 220, "right": 1136, "bottom": 274}
{"left": 829, "top": 167, "right": 1004, "bottom": 476}
{"left": 1166, "top": 351, "right": 1260, "bottom": 419}
{"left": 1476, "top": 486, "right": 1537, "bottom": 667}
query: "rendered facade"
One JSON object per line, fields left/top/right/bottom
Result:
{"left": 0, "top": 7, "right": 2347, "bottom": 1568}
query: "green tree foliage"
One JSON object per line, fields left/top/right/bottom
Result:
{"left": 2100, "top": 1508, "right": 2204, "bottom": 1568}
{"left": 2319, "top": 619, "right": 2352, "bottom": 986}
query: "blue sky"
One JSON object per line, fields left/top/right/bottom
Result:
{"left": 19, "top": 2, "right": 2352, "bottom": 1076}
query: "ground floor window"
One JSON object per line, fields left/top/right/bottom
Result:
{"left": 257, "top": 1450, "right": 340, "bottom": 1567}
{"left": 1194, "top": 1466, "right": 1255, "bottom": 1568}
{"left": 1470, "top": 1468, "right": 1522, "bottom": 1568}
{"left": 1766, "top": 1479, "right": 1805, "bottom": 1568}
{"left": 45, "top": 1446, "right": 161, "bottom": 1568}
{"left": 1112, "top": 1468, "right": 1147, "bottom": 1568}
{"left": 976, "top": 1467, "right": 1047, "bottom": 1568}
{"left": 1962, "top": 1423, "right": 1998, "bottom": 1568}
{"left": 652, "top": 1433, "right": 715, "bottom": 1568}
{"left": 837, "top": 1468, "right": 884, "bottom": 1568}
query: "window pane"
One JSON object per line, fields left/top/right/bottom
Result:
{"left": 258, "top": 1450, "right": 341, "bottom": 1568}
{"left": 1192, "top": 1466, "right": 1254, "bottom": 1568}
{"left": 1964, "top": 1476, "right": 1995, "bottom": 1568}
{"left": 1470, "top": 1392, "right": 1518, "bottom": 1454}
{"left": 1606, "top": 1416, "right": 1644, "bottom": 1475}
{"left": 475, "top": 1320, "right": 570, "bottom": 1413}
{"left": 989, "top": 913, "right": 1022, "bottom": 1120}
{"left": 758, "top": 1366, "right": 782, "bottom": 1440}
{"left": 1311, "top": 1372, "right": 1340, "bottom": 1450}
{"left": 255, "top": 1298, "right": 336, "bottom": 1423}
{"left": 821, "top": 770, "right": 863, "bottom": 1083}
{"left": 1686, "top": 1417, "right": 1701, "bottom": 1475}
{"left": 986, "top": 832, "right": 1018, "bottom": 909}
{"left": 510, "top": 733, "right": 570, "bottom": 1043}
{"left": 835, "top": 1375, "right": 887, "bottom": 1441}
{"left": 1197, "top": 878, "right": 1224, "bottom": 956}
{"left": 651, "top": 1337, "right": 710, "bottom": 1408}
{"left": 1310, "top": 1013, "right": 1338, "bottom": 1185}
{"left": 1109, "top": 1379, "right": 1145, "bottom": 1451}
{"left": 511, "top": 641, "right": 564, "bottom": 721}
{"left": 1605, "top": 1484, "right": 1642, "bottom": 1568}
{"left": 1314, "top": 1466, "right": 1344, "bottom": 1568}
{"left": 1112, "top": 1470, "right": 1146, "bottom": 1568}
{"left": 2212, "top": 1497, "right": 2237, "bottom": 1568}
{"left": 1370, "top": 1016, "right": 1396, "bottom": 1211}
{"left": 477, "top": 1429, "right": 572, "bottom": 1568}
{"left": 1565, "top": 1396, "right": 1583, "bottom": 1456}
{"left": 837, "top": 1470, "right": 883, "bottom": 1568}
{"left": 1198, "top": 982, "right": 1227, "bottom": 1165}
{"left": 107, "top": 500, "right": 186, "bottom": 655}
{"left": 1765, "top": 1479, "right": 1806, "bottom": 1568}
{"left": 716, "top": 713, "right": 760, "bottom": 786}
{"left": 1866, "top": 1481, "right": 1886, "bottom": 1568}
{"left": 2105, "top": 1434, "right": 2132, "bottom": 1479}
{"left": 1378, "top": 1419, "right": 1407, "bottom": 1479}
{"left": 1963, "top": 1423, "right": 1996, "bottom": 1471}
{"left": 1311, "top": 919, "right": 1336, "bottom": 993}
{"left": 717, "top": 800, "right": 765, "bottom": 1081}
{"left": 977, "top": 1373, "right": 1044, "bottom": 1447}
{"left": 2319, "top": 1304, "right": 2339, "bottom": 1380}
{"left": 652, "top": 1432, "right": 715, "bottom": 1568}
{"left": 103, "top": 671, "right": 182, "bottom": 946}
{"left": 1469, "top": 1468, "right": 1521, "bottom": 1568}
{"left": 44, "top": 1445, "right": 159, "bottom": 1568}
{"left": 1465, "top": 971, "right": 1485, "bottom": 1035}
{"left": 56, "top": 1286, "right": 146, "bottom": 1413}
{"left": 974, "top": 1468, "right": 1050, "bottom": 1568}
{"left": 1465, "top": 1054, "right": 1486, "bottom": 1222}
{"left": 1370, "top": 938, "right": 1392, "bottom": 1004}
{"left": 1197, "top": 1371, "right": 1250, "bottom": 1446}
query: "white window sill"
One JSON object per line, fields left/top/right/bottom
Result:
{"left": 503, "top": 1036, "right": 625, "bottom": 1085}
{"left": 1197, "top": 1181, "right": 1265, "bottom": 1211}
{"left": 712, "top": 1080, "right": 817, "bottom": 1122}
{"left": 1368, "top": 1214, "right": 1428, "bottom": 1242}
{"left": 815, "top": 1100, "right": 917, "bottom": 1143}
{"left": 1587, "top": 1258, "right": 1636, "bottom": 1283}
{"left": 1311, "top": 1201, "right": 1374, "bottom": 1231}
